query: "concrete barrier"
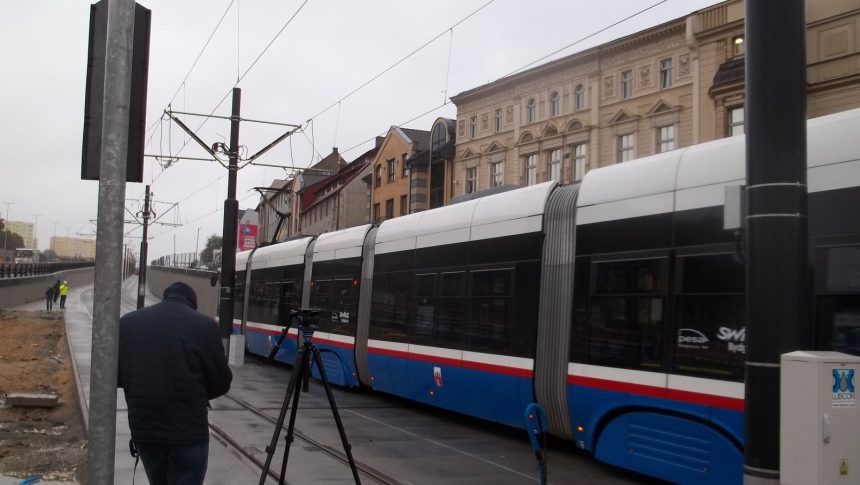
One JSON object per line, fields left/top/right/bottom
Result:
{"left": 145, "top": 266, "right": 220, "bottom": 319}
{"left": 0, "top": 267, "right": 95, "bottom": 309}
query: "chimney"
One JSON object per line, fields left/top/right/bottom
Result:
{"left": 375, "top": 136, "right": 385, "bottom": 148}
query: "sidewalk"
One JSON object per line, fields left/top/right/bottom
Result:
{"left": 4, "top": 279, "right": 159, "bottom": 484}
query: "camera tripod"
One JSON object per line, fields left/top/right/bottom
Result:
{"left": 258, "top": 311, "right": 361, "bottom": 485}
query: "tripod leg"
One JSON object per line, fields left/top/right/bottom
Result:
{"left": 267, "top": 325, "right": 291, "bottom": 363}
{"left": 311, "top": 347, "right": 362, "bottom": 485}
{"left": 278, "top": 346, "right": 309, "bottom": 484}
{"left": 257, "top": 346, "right": 306, "bottom": 485}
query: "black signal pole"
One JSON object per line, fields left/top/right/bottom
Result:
{"left": 743, "top": 1, "right": 808, "bottom": 483}
{"left": 218, "top": 87, "right": 241, "bottom": 339}
{"left": 137, "top": 184, "right": 151, "bottom": 308}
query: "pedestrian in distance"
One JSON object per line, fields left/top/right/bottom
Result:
{"left": 118, "top": 282, "right": 232, "bottom": 485}
{"left": 52, "top": 280, "right": 61, "bottom": 303}
{"left": 58, "top": 280, "right": 69, "bottom": 309}
{"left": 44, "top": 284, "right": 54, "bottom": 311}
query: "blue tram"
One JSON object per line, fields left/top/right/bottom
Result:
{"left": 234, "top": 108, "right": 860, "bottom": 484}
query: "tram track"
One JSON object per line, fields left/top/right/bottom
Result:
{"left": 210, "top": 392, "right": 402, "bottom": 485}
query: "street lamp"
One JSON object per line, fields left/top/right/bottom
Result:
{"left": 2, "top": 201, "right": 14, "bottom": 258}
{"left": 195, "top": 227, "right": 201, "bottom": 266}
{"left": 33, "top": 214, "right": 40, "bottom": 250}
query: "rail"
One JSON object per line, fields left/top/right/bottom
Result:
{"left": 221, "top": 392, "right": 401, "bottom": 485}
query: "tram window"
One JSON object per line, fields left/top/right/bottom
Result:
{"left": 819, "top": 296, "right": 860, "bottom": 356}
{"left": 826, "top": 246, "right": 860, "bottom": 292}
{"left": 673, "top": 253, "right": 745, "bottom": 380}
{"left": 466, "top": 269, "right": 515, "bottom": 355}
{"left": 234, "top": 271, "right": 245, "bottom": 320}
{"left": 595, "top": 259, "right": 662, "bottom": 293}
{"left": 587, "top": 258, "right": 665, "bottom": 370}
{"left": 369, "top": 272, "right": 412, "bottom": 343}
{"left": 680, "top": 253, "right": 744, "bottom": 293}
{"left": 416, "top": 273, "right": 437, "bottom": 297}
{"left": 311, "top": 280, "right": 333, "bottom": 331}
{"left": 437, "top": 272, "right": 466, "bottom": 349}
{"left": 411, "top": 272, "right": 466, "bottom": 350}
{"left": 674, "top": 296, "right": 745, "bottom": 380}
{"left": 440, "top": 271, "right": 466, "bottom": 297}
{"left": 413, "top": 274, "right": 437, "bottom": 343}
{"left": 277, "top": 280, "right": 299, "bottom": 326}
{"left": 588, "top": 296, "right": 663, "bottom": 369}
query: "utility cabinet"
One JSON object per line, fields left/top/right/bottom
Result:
{"left": 781, "top": 351, "right": 860, "bottom": 485}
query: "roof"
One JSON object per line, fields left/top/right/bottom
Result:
{"left": 398, "top": 127, "right": 431, "bottom": 153}
{"left": 298, "top": 145, "right": 379, "bottom": 214}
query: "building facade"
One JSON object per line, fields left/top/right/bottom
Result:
{"left": 50, "top": 236, "right": 96, "bottom": 260}
{"left": 450, "top": 0, "right": 860, "bottom": 198}
{"left": 298, "top": 143, "right": 378, "bottom": 236}
{"left": 406, "top": 118, "right": 456, "bottom": 210}
{"left": 255, "top": 148, "right": 345, "bottom": 244}
{"left": 4, "top": 221, "right": 35, "bottom": 248}
{"left": 370, "top": 127, "right": 430, "bottom": 221}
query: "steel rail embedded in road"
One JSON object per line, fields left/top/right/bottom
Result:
{"left": 221, "top": 393, "right": 401, "bottom": 485}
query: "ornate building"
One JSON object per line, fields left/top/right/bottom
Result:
{"left": 450, "top": 0, "right": 860, "bottom": 199}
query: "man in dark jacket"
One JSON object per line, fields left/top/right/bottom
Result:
{"left": 118, "top": 282, "right": 232, "bottom": 485}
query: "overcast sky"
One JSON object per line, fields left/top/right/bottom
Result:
{"left": 0, "top": 0, "right": 721, "bottom": 261}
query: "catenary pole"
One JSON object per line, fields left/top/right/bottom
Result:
{"left": 743, "top": 1, "right": 808, "bottom": 483}
{"left": 137, "top": 184, "right": 150, "bottom": 308}
{"left": 87, "top": 0, "right": 135, "bottom": 483}
{"left": 218, "top": 88, "right": 241, "bottom": 341}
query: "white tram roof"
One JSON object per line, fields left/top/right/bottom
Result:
{"left": 235, "top": 249, "right": 251, "bottom": 271}
{"left": 313, "top": 224, "right": 372, "bottom": 262}
{"left": 248, "top": 237, "right": 313, "bottom": 270}
{"left": 375, "top": 181, "right": 556, "bottom": 255}
{"left": 577, "top": 107, "right": 860, "bottom": 224}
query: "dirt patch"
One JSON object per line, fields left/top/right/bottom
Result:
{"left": 0, "top": 310, "right": 86, "bottom": 482}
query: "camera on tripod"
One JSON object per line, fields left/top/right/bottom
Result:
{"left": 291, "top": 307, "right": 320, "bottom": 343}
{"left": 258, "top": 305, "right": 361, "bottom": 484}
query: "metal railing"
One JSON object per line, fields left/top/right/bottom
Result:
{"left": 0, "top": 261, "right": 96, "bottom": 279}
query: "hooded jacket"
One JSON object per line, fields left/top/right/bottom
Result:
{"left": 118, "top": 282, "right": 232, "bottom": 444}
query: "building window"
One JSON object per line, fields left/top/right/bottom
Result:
{"left": 373, "top": 203, "right": 380, "bottom": 221}
{"left": 400, "top": 195, "right": 408, "bottom": 216}
{"left": 525, "top": 154, "right": 538, "bottom": 185}
{"left": 374, "top": 165, "right": 381, "bottom": 187}
{"left": 657, "top": 125, "right": 676, "bottom": 153}
{"left": 574, "top": 84, "right": 585, "bottom": 111}
{"left": 547, "top": 149, "right": 562, "bottom": 183}
{"left": 660, "top": 58, "right": 673, "bottom": 89}
{"left": 621, "top": 70, "right": 633, "bottom": 99}
{"left": 466, "top": 166, "right": 478, "bottom": 194}
{"left": 385, "top": 199, "right": 394, "bottom": 220}
{"left": 732, "top": 35, "right": 745, "bottom": 57}
{"left": 549, "top": 92, "right": 560, "bottom": 117}
{"left": 401, "top": 154, "right": 408, "bottom": 177}
{"left": 494, "top": 108, "right": 503, "bottom": 132}
{"left": 387, "top": 159, "right": 396, "bottom": 183}
{"left": 469, "top": 115, "right": 477, "bottom": 138}
{"left": 490, "top": 161, "right": 504, "bottom": 188}
{"left": 526, "top": 98, "right": 536, "bottom": 123}
{"left": 618, "top": 133, "right": 635, "bottom": 162}
{"left": 728, "top": 106, "right": 745, "bottom": 136}
{"left": 573, "top": 143, "right": 587, "bottom": 181}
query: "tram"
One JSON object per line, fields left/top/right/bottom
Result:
{"left": 233, "top": 108, "right": 860, "bottom": 484}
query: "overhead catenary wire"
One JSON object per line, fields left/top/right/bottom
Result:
{"left": 140, "top": 0, "right": 685, "bottom": 254}
{"left": 338, "top": 0, "right": 676, "bottom": 157}
{"left": 501, "top": 0, "right": 669, "bottom": 78}
{"left": 306, "top": 0, "right": 497, "bottom": 123}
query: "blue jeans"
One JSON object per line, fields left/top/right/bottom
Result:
{"left": 136, "top": 442, "right": 209, "bottom": 485}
